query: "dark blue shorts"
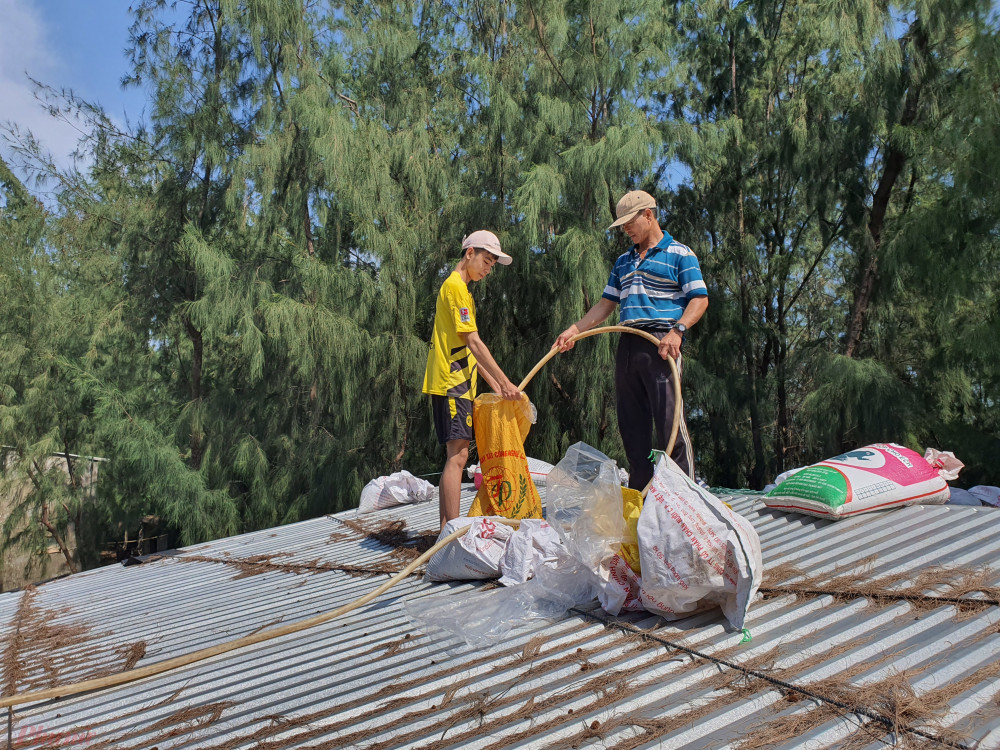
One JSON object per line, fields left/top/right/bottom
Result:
{"left": 431, "top": 395, "right": 474, "bottom": 444}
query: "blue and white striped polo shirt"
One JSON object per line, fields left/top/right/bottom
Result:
{"left": 602, "top": 232, "right": 707, "bottom": 328}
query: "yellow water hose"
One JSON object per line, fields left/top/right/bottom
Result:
{"left": 518, "top": 325, "right": 682, "bottom": 482}
{"left": 0, "top": 326, "right": 682, "bottom": 710}
{"left": 0, "top": 520, "right": 523, "bottom": 710}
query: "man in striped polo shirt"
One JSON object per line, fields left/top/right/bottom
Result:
{"left": 555, "top": 190, "right": 708, "bottom": 488}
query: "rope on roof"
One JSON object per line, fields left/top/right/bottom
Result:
{"left": 571, "top": 606, "right": 974, "bottom": 750}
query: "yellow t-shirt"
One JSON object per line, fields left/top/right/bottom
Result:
{"left": 422, "top": 272, "right": 478, "bottom": 399}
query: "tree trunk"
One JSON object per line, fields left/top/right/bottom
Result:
{"left": 844, "top": 24, "right": 925, "bottom": 358}
{"left": 185, "top": 317, "right": 204, "bottom": 470}
{"left": 39, "top": 501, "right": 77, "bottom": 575}
{"left": 304, "top": 201, "right": 314, "bottom": 256}
{"left": 730, "top": 26, "right": 766, "bottom": 488}
{"left": 774, "top": 330, "right": 789, "bottom": 476}
{"left": 773, "top": 216, "right": 790, "bottom": 475}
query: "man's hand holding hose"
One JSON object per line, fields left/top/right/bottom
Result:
{"left": 555, "top": 298, "right": 617, "bottom": 353}
{"left": 554, "top": 324, "right": 579, "bottom": 352}
{"left": 658, "top": 328, "right": 682, "bottom": 360}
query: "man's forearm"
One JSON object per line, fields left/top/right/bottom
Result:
{"left": 574, "top": 298, "right": 617, "bottom": 333}
{"left": 555, "top": 297, "right": 617, "bottom": 351}
{"left": 658, "top": 296, "right": 709, "bottom": 361}
{"left": 677, "top": 296, "right": 709, "bottom": 328}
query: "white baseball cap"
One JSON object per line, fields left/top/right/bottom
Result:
{"left": 461, "top": 230, "right": 512, "bottom": 265}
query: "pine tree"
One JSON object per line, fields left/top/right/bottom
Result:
{"left": 0, "top": 156, "right": 97, "bottom": 576}
{"left": 659, "top": 0, "right": 1000, "bottom": 485}
{"left": 658, "top": 0, "right": 861, "bottom": 484}
{"left": 3, "top": 0, "right": 997, "bottom": 574}
{"left": 799, "top": 0, "right": 1000, "bottom": 465}
{"left": 441, "top": 0, "right": 681, "bottom": 469}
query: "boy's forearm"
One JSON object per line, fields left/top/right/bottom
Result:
{"left": 468, "top": 335, "right": 509, "bottom": 388}
{"left": 465, "top": 332, "right": 519, "bottom": 398}
{"left": 477, "top": 363, "right": 502, "bottom": 392}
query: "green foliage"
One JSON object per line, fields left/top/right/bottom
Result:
{"left": 0, "top": 156, "right": 99, "bottom": 575}
{"left": 1, "top": 0, "right": 998, "bottom": 576}
{"left": 659, "top": 0, "right": 1000, "bottom": 486}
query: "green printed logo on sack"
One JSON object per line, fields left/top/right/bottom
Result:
{"left": 485, "top": 465, "right": 513, "bottom": 508}
{"left": 764, "top": 443, "right": 951, "bottom": 520}
{"left": 769, "top": 466, "right": 850, "bottom": 507}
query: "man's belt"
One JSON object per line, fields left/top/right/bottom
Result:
{"left": 627, "top": 324, "right": 677, "bottom": 334}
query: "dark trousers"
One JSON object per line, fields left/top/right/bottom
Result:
{"left": 615, "top": 333, "right": 694, "bottom": 490}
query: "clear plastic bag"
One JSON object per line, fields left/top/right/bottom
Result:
{"left": 424, "top": 517, "right": 515, "bottom": 582}
{"left": 406, "top": 442, "right": 625, "bottom": 647}
{"left": 497, "top": 519, "right": 566, "bottom": 586}
{"left": 405, "top": 558, "right": 598, "bottom": 648}
{"left": 544, "top": 442, "right": 626, "bottom": 571}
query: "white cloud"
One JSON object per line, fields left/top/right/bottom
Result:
{"left": 0, "top": 0, "right": 89, "bottom": 180}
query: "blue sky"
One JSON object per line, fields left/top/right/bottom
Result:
{"left": 1, "top": 0, "right": 146, "bottom": 180}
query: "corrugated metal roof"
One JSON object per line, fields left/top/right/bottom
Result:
{"left": 3, "top": 486, "right": 999, "bottom": 750}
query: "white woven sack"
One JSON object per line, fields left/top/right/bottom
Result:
{"left": 497, "top": 519, "right": 568, "bottom": 586}
{"left": 639, "top": 459, "right": 762, "bottom": 629}
{"left": 424, "top": 517, "right": 515, "bottom": 581}
{"left": 357, "top": 470, "right": 435, "bottom": 514}
{"left": 599, "top": 457, "right": 763, "bottom": 630}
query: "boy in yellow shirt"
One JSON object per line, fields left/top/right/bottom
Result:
{"left": 422, "top": 230, "right": 521, "bottom": 529}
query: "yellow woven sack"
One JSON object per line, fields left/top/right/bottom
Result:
{"left": 467, "top": 393, "right": 543, "bottom": 519}
{"left": 620, "top": 486, "right": 644, "bottom": 575}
